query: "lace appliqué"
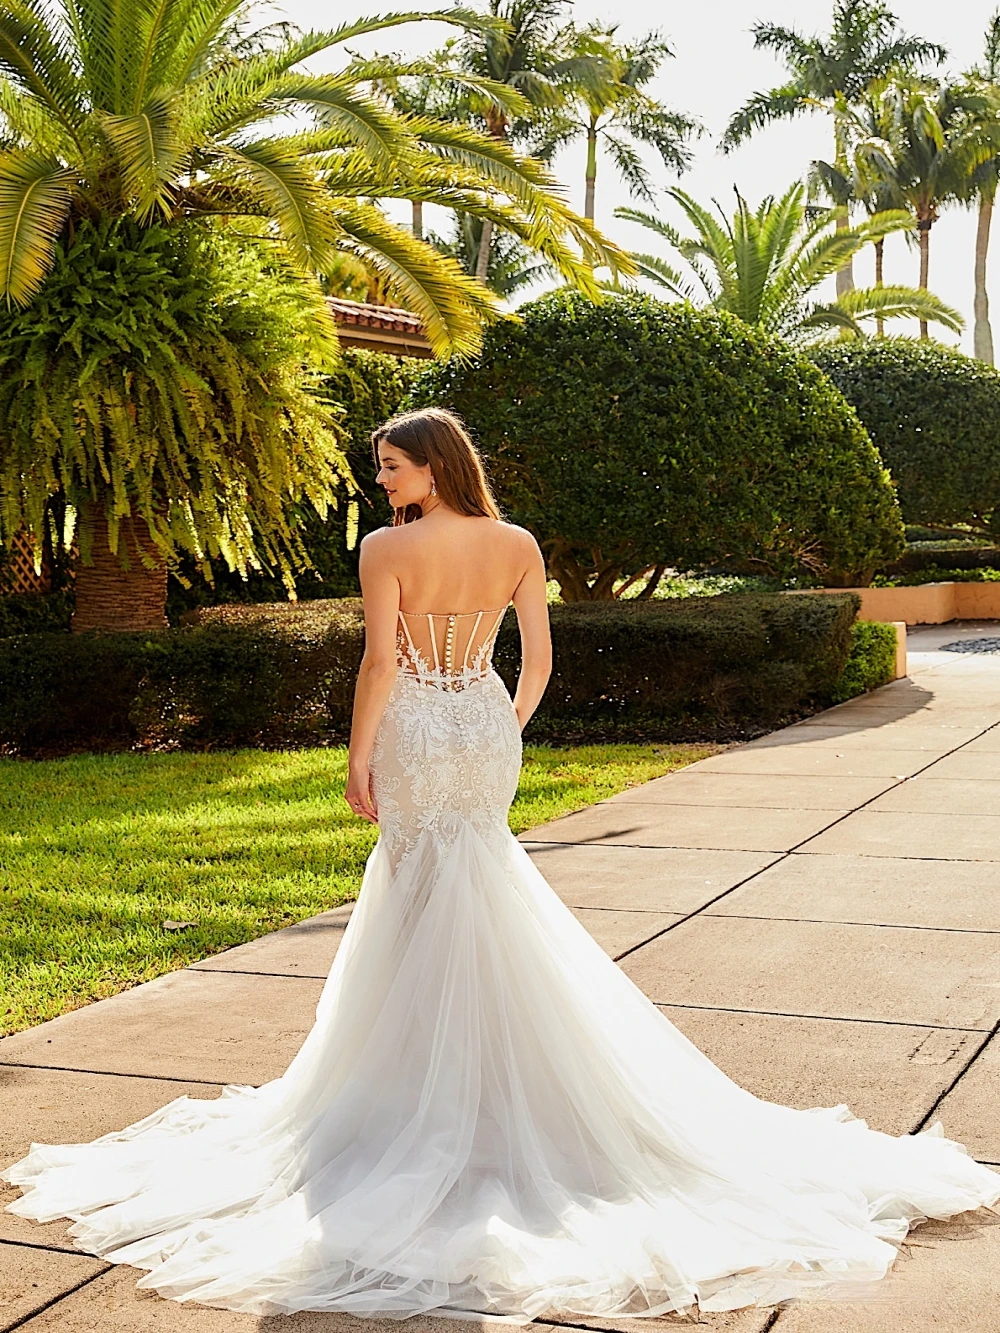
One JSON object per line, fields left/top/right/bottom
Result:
{"left": 369, "top": 610, "right": 522, "bottom": 871}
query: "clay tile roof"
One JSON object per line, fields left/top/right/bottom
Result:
{"left": 325, "top": 297, "right": 426, "bottom": 335}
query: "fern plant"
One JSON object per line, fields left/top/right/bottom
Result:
{"left": 0, "top": 218, "right": 351, "bottom": 628}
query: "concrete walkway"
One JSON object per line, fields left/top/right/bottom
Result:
{"left": 3, "top": 622, "right": 999, "bottom": 1332}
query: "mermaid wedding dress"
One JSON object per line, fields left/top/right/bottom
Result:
{"left": 5, "top": 606, "right": 999, "bottom": 1321}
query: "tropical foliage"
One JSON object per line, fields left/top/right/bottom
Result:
{"left": 0, "top": 0, "right": 628, "bottom": 352}
{"left": 0, "top": 220, "right": 351, "bottom": 626}
{"left": 812, "top": 338, "right": 1000, "bottom": 539}
{"left": 617, "top": 183, "right": 961, "bottom": 344}
{"left": 413, "top": 290, "right": 904, "bottom": 596}
{"left": 535, "top": 24, "right": 699, "bottom": 220}
{"left": 722, "top": 0, "right": 945, "bottom": 295}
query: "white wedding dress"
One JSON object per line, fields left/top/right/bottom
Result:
{"left": 5, "top": 606, "right": 999, "bottom": 1321}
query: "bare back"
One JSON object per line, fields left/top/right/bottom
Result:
{"left": 357, "top": 513, "right": 550, "bottom": 694}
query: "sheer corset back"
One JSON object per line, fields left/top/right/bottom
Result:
{"left": 396, "top": 606, "right": 508, "bottom": 690}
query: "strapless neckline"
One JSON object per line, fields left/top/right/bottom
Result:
{"left": 398, "top": 607, "right": 509, "bottom": 618}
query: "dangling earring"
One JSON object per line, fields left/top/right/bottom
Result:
{"left": 429, "top": 477, "right": 437, "bottom": 497}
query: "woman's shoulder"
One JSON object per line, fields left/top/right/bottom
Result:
{"left": 495, "top": 520, "right": 540, "bottom": 551}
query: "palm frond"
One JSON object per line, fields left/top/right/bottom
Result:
{"left": 213, "top": 139, "right": 338, "bottom": 270}
{"left": 100, "top": 94, "right": 186, "bottom": 219}
{"left": 0, "top": 150, "right": 73, "bottom": 306}
{"left": 332, "top": 200, "right": 504, "bottom": 356}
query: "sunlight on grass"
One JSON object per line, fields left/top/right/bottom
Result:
{"left": 0, "top": 743, "right": 716, "bottom": 1035}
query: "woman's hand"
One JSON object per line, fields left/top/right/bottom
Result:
{"left": 345, "top": 764, "right": 378, "bottom": 823}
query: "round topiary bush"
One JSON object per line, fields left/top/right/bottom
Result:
{"left": 811, "top": 338, "right": 1000, "bottom": 540}
{"left": 412, "top": 290, "right": 904, "bottom": 596}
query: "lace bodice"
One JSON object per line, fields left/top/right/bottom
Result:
{"left": 396, "top": 606, "right": 508, "bottom": 690}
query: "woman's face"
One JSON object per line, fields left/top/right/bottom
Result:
{"left": 376, "top": 443, "right": 433, "bottom": 511}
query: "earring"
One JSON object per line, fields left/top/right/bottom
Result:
{"left": 430, "top": 478, "right": 437, "bottom": 496}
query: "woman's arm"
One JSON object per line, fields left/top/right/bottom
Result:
{"left": 345, "top": 532, "right": 401, "bottom": 822}
{"left": 511, "top": 536, "right": 552, "bottom": 732}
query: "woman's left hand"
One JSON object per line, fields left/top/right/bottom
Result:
{"left": 345, "top": 765, "right": 378, "bottom": 823}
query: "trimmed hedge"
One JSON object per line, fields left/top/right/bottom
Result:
{"left": 411, "top": 290, "right": 904, "bottom": 595}
{"left": 882, "top": 544, "right": 1000, "bottom": 574}
{"left": 811, "top": 339, "right": 1000, "bottom": 539}
{"left": 0, "top": 593, "right": 863, "bottom": 756}
{"left": 830, "top": 620, "right": 898, "bottom": 703}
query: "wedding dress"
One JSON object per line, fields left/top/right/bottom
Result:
{"left": 5, "top": 605, "right": 999, "bottom": 1321}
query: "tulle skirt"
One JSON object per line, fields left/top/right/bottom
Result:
{"left": 5, "top": 671, "right": 999, "bottom": 1319}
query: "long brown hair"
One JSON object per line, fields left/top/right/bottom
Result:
{"left": 372, "top": 407, "right": 501, "bottom": 525}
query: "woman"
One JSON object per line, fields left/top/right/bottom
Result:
{"left": 5, "top": 408, "right": 998, "bottom": 1321}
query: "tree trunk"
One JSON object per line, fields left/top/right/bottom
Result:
{"left": 584, "top": 122, "right": 598, "bottom": 222}
{"left": 975, "top": 194, "right": 994, "bottom": 365}
{"left": 835, "top": 210, "right": 855, "bottom": 296}
{"left": 411, "top": 200, "right": 423, "bottom": 243}
{"left": 874, "top": 237, "right": 884, "bottom": 338}
{"left": 72, "top": 504, "right": 168, "bottom": 633}
{"left": 918, "top": 218, "right": 931, "bottom": 339}
{"left": 475, "top": 219, "right": 493, "bottom": 283}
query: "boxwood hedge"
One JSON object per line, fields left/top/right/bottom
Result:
{"left": 0, "top": 593, "right": 867, "bottom": 755}
{"left": 811, "top": 339, "right": 1000, "bottom": 540}
{"left": 410, "top": 290, "right": 904, "bottom": 596}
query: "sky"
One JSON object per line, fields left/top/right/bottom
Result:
{"left": 276, "top": 0, "right": 1000, "bottom": 350}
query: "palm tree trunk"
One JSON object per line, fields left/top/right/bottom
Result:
{"left": 974, "top": 193, "right": 994, "bottom": 365}
{"left": 411, "top": 200, "right": 423, "bottom": 243}
{"left": 71, "top": 504, "right": 168, "bottom": 633}
{"left": 874, "top": 237, "right": 885, "bottom": 337}
{"left": 835, "top": 211, "right": 855, "bottom": 296}
{"left": 475, "top": 219, "right": 493, "bottom": 282}
{"left": 918, "top": 218, "right": 931, "bottom": 339}
{"left": 584, "top": 121, "right": 598, "bottom": 222}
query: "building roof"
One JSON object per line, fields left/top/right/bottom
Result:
{"left": 325, "top": 297, "right": 432, "bottom": 358}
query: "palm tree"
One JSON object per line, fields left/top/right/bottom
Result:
{"left": 616, "top": 182, "right": 961, "bottom": 345}
{"left": 0, "top": 0, "right": 626, "bottom": 348}
{"left": 723, "top": 0, "right": 945, "bottom": 296}
{"left": 0, "top": 0, "right": 631, "bottom": 629}
{"left": 850, "top": 78, "right": 998, "bottom": 337}
{"left": 454, "top": 0, "right": 603, "bottom": 280}
{"left": 536, "top": 24, "right": 700, "bottom": 221}
{"left": 810, "top": 82, "right": 912, "bottom": 335}
{"left": 961, "top": 13, "right": 1000, "bottom": 363}
{"left": 429, "top": 213, "right": 554, "bottom": 296}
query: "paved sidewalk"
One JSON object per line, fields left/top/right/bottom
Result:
{"left": 3, "top": 622, "right": 1000, "bottom": 1332}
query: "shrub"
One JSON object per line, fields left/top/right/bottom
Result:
{"left": 0, "top": 593, "right": 861, "bottom": 756}
{"left": 872, "top": 565, "right": 1000, "bottom": 587}
{"left": 0, "top": 590, "right": 72, "bottom": 637}
{"left": 811, "top": 339, "right": 1000, "bottom": 540}
{"left": 830, "top": 620, "right": 898, "bottom": 703}
{"left": 881, "top": 544, "right": 1000, "bottom": 575}
{"left": 411, "top": 290, "right": 904, "bottom": 596}
{"left": 166, "top": 350, "right": 417, "bottom": 619}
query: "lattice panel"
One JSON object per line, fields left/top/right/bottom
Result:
{"left": 2, "top": 528, "right": 50, "bottom": 595}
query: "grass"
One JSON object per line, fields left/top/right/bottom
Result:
{"left": 0, "top": 742, "right": 716, "bottom": 1037}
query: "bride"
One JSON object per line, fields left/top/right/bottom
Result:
{"left": 5, "top": 407, "right": 998, "bottom": 1321}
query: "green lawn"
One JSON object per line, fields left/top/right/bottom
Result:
{"left": 0, "top": 743, "right": 716, "bottom": 1036}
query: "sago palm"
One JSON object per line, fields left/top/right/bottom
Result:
{"left": 723, "top": 0, "right": 945, "bottom": 295}
{"left": 0, "top": 0, "right": 627, "bottom": 352}
{"left": 617, "top": 182, "right": 961, "bottom": 345}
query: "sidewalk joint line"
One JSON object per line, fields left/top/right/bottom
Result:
{"left": 1, "top": 1266, "right": 109, "bottom": 1332}
{"left": 654, "top": 1001, "right": 988, "bottom": 1033}
{"left": 0, "top": 1236, "right": 86, "bottom": 1257}
{"left": 0, "top": 1060, "right": 229, "bottom": 1087}
{"left": 911, "top": 1022, "right": 1000, "bottom": 1135}
{"left": 697, "top": 913, "right": 1000, "bottom": 937}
